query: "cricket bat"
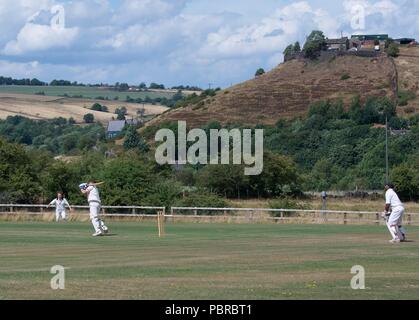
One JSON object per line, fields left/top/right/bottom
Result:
{"left": 91, "top": 181, "right": 105, "bottom": 186}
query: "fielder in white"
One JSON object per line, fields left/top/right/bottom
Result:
{"left": 80, "top": 180, "right": 109, "bottom": 236}
{"left": 47, "top": 192, "right": 72, "bottom": 222}
{"left": 382, "top": 183, "right": 407, "bottom": 243}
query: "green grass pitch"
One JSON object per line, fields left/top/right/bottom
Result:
{"left": 0, "top": 221, "right": 418, "bottom": 300}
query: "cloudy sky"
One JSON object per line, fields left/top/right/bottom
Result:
{"left": 0, "top": 0, "right": 418, "bottom": 88}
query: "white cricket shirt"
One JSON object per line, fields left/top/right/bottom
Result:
{"left": 87, "top": 186, "right": 101, "bottom": 203}
{"left": 49, "top": 198, "right": 70, "bottom": 212}
{"left": 385, "top": 189, "right": 403, "bottom": 209}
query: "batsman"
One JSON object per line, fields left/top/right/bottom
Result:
{"left": 79, "top": 180, "right": 109, "bottom": 236}
{"left": 382, "top": 183, "right": 407, "bottom": 243}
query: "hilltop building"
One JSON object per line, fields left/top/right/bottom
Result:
{"left": 351, "top": 34, "right": 389, "bottom": 44}
{"left": 325, "top": 37, "right": 349, "bottom": 51}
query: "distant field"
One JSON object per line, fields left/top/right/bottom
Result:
{"left": 0, "top": 221, "right": 418, "bottom": 300}
{"left": 0, "top": 93, "right": 169, "bottom": 123}
{"left": 0, "top": 85, "right": 175, "bottom": 101}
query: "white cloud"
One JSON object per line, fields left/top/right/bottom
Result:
{"left": 2, "top": 22, "right": 79, "bottom": 55}
{"left": 112, "top": 0, "right": 187, "bottom": 25}
{"left": 0, "top": 0, "right": 54, "bottom": 45}
{"left": 0, "top": 0, "right": 418, "bottom": 87}
{"left": 195, "top": 1, "right": 339, "bottom": 60}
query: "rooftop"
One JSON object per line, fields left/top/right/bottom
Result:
{"left": 107, "top": 120, "right": 126, "bottom": 132}
{"left": 325, "top": 37, "right": 348, "bottom": 45}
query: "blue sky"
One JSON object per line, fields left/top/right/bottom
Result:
{"left": 0, "top": 0, "right": 418, "bottom": 88}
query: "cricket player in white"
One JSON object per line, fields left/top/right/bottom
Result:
{"left": 80, "top": 181, "right": 109, "bottom": 236}
{"left": 47, "top": 192, "right": 71, "bottom": 222}
{"left": 382, "top": 183, "right": 407, "bottom": 243}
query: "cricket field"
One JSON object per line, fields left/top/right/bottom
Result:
{"left": 0, "top": 221, "right": 418, "bottom": 300}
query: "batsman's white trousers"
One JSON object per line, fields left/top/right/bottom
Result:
{"left": 55, "top": 210, "right": 66, "bottom": 221}
{"left": 388, "top": 206, "right": 405, "bottom": 226}
{"left": 89, "top": 202, "right": 107, "bottom": 233}
{"left": 387, "top": 206, "right": 405, "bottom": 240}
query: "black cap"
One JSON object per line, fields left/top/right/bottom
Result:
{"left": 385, "top": 182, "right": 395, "bottom": 189}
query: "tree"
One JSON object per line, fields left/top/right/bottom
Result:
{"left": 83, "top": 113, "right": 94, "bottom": 123}
{"left": 149, "top": 83, "right": 165, "bottom": 90}
{"left": 390, "top": 155, "right": 419, "bottom": 201}
{"left": 95, "top": 157, "right": 163, "bottom": 206}
{"left": 303, "top": 30, "right": 326, "bottom": 59}
{"left": 283, "top": 44, "right": 294, "bottom": 56}
{"left": 91, "top": 103, "right": 108, "bottom": 112}
{"left": 255, "top": 68, "right": 265, "bottom": 77}
{"left": 118, "top": 83, "right": 129, "bottom": 91}
{"left": 123, "top": 126, "right": 149, "bottom": 152}
{"left": 387, "top": 43, "right": 399, "bottom": 57}
{"left": 385, "top": 38, "right": 394, "bottom": 49}
{"left": 115, "top": 106, "right": 128, "bottom": 120}
{"left": 294, "top": 41, "right": 301, "bottom": 52}
{"left": 116, "top": 113, "right": 126, "bottom": 121}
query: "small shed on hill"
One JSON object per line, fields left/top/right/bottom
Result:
{"left": 107, "top": 120, "right": 126, "bottom": 138}
{"left": 325, "top": 37, "right": 349, "bottom": 51}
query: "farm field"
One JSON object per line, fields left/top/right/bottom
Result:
{"left": 0, "top": 85, "right": 175, "bottom": 101}
{"left": 0, "top": 93, "right": 169, "bottom": 123}
{"left": 0, "top": 221, "right": 418, "bottom": 300}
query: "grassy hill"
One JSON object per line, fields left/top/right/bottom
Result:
{"left": 150, "top": 53, "right": 405, "bottom": 127}
{"left": 396, "top": 46, "right": 419, "bottom": 116}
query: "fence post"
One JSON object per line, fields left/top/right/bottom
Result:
{"left": 194, "top": 209, "right": 197, "bottom": 216}
{"left": 132, "top": 208, "right": 135, "bottom": 215}
{"left": 408, "top": 214, "right": 412, "bottom": 226}
{"left": 344, "top": 212, "right": 347, "bottom": 225}
{"left": 376, "top": 213, "right": 380, "bottom": 225}
{"left": 280, "top": 211, "right": 284, "bottom": 223}
{"left": 10, "top": 205, "right": 13, "bottom": 213}
{"left": 249, "top": 211, "right": 254, "bottom": 222}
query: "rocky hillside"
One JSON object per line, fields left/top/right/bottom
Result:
{"left": 151, "top": 53, "right": 399, "bottom": 127}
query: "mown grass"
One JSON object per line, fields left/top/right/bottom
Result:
{"left": 0, "top": 221, "right": 418, "bottom": 300}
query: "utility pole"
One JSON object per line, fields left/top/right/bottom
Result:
{"left": 208, "top": 83, "right": 213, "bottom": 90}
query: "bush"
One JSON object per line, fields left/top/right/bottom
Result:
{"left": 173, "top": 192, "right": 229, "bottom": 214}
{"left": 91, "top": 103, "right": 108, "bottom": 112}
{"left": 255, "top": 68, "right": 265, "bottom": 77}
{"left": 83, "top": 113, "right": 94, "bottom": 123}
{"left": 398, "top": 90, "right": 416, "bottom": 106}
{"left": 341, "top": 74, "right": 351, "bottom": 80}
{"left": 387, "top": 43, "right": 399, "bottom": 57}
{"left": 268, "top": 197, "right": 308, "bottom": 217}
